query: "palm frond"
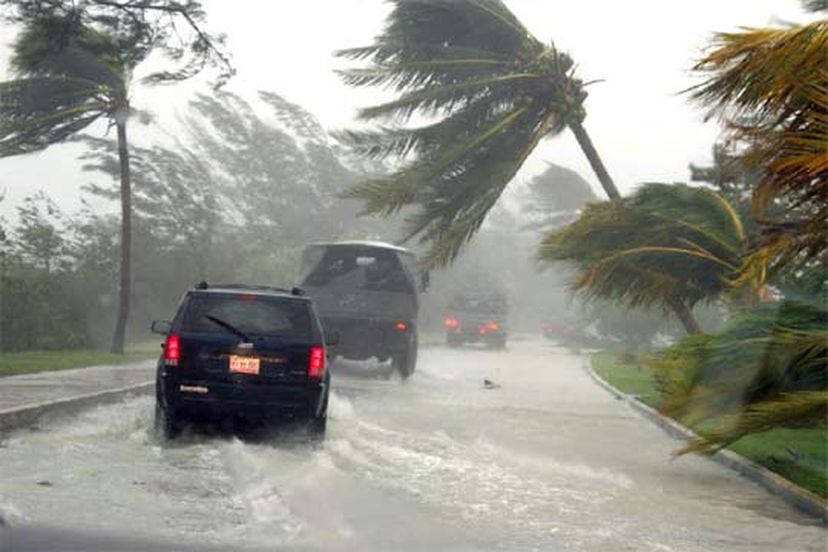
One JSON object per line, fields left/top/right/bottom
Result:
{"left": 677, "top": 391, "right": 828, "bottom": 456}
{"left": 343, "top": 101, "right": 530, "bottom": 214}
{"left": 0, "top": 76, "right": 111, "bottom": 156}
{"left": 0, "top": 36, "right": 127, "bottom": 158}
{"left": 539, "top": 183, "right": 750, "bottom": 314}
{"left": 647, "top": 299, "right": 828, "bottom": 453}
{"left": 356, "top": 72, "right": 540, "bottom": 121}
{"left": 688, "top": 20, "right": 828, "bottom": 278}
{"left": 337, "top": 58, "right": 516, "bottom": 91}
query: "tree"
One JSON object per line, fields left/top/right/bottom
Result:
{"left": 336, "top": 0, "right": 619, "bottom": 267}
{"left": 0, "top": 2, "right": 231, "bottom": 352}
{"left": 1, "top": 0, "right": 233, "bottom": 86}
{"left": 520, "top": 162, "right": 597, "bottom": 231}
{"left": 14, "top": 191, "right": 66, "bottom": 272}
{"left": 182, "top": 91, "right": 400, "bottom": 249}
{"left": 80, "top": 135, "right": 221, "bottom": 276}
{"left": 538, "top": 183, "right": 751, "bottom": 335}
{"left": 687, "top": 19, "right": 828, "bottom": 285}
{"left": 689, "top": 143, "right": 755, "bottom": 208}
{"left": 658, "top": 15, "right": 828, "bottom": 450}
{"left": 0, "top": 193, "right": 91, "bottom": 351}
{"left": 802, "top": 0, "right": 828, "bottom": 12}
{"left": 0, "top": 13, "right": 137, "bottom": 352}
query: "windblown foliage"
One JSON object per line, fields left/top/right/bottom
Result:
{"left": 688, "top": 20, "right": 828, "bottom": 279}
{"left": 647, "top": 300, "right": 827, "bottom": 455}
{"left": 337, "top": 0, "right": 617, "bottom": 267}
{"left": 538, "top": 183, "right": 749, "bottom": 332}
{"left": 1, "top": 0, "right": 233, "bottom": 85}
{"left": 0, "top": 13, "right": 127, "bottom": 156}
{"left": 520, "top": 162, "right": 596, "bottom": 231}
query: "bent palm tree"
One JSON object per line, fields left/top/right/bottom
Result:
{"left": 688, "top": 19, "right": 828, "bottom": 282}
{"left": 0, "top": 14, "right": 133, "bottom": 353}
{"left": 538, "top": 183, "right": 751, "bottom": 334}
{"left": 337, "top": 0, "right": 619, "bottom": 267}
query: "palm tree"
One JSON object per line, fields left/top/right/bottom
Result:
{"left": 538, "top": 183, "right": 752, "bottom": 334}
{"left": 687, "top": 19, "right": 828, "bottom": 284}
{"left": 660, "top": 14, "right": 828, "bottom": 456}
{"left": 0, "top": 13, "right": 134, "bottom": 353}
{"left": 336, "top": 0, "right": 619, "bottom": 267}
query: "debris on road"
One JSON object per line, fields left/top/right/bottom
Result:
{"left": 483, "top": 379, "right": 501, "bottom": 389}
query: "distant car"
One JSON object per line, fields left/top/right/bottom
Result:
{"left": 151, "top": 282, "right": 331, "bottom": 439}
{"left": 297, "top": 241, "right": 427, "bottom": 378}
{"left": 540, "top": 320, "right": 587, "bottom": 345}
{"left": 540, "top": 320, "right": 578, "bottom": 340}
{"left": 444, "top": 290, "right": 508, "bottom": 349}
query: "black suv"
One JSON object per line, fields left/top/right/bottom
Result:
{"left": 150, "top": 283, "right": 331, "bottom": 438}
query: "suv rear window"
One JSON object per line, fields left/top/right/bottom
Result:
{"left": 180, "top": 293, "right": 311, "bottom": 337}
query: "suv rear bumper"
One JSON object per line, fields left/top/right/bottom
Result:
{"left": 159, "top": 372, "right": 328, "bottom": 421}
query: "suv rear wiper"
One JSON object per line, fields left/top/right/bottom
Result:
{"left": 203, "top": 315, "right": 252, "bottom": 342}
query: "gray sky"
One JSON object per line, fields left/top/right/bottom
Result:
{"left": 0, "top": 0, "right": 815, "bottom": 218}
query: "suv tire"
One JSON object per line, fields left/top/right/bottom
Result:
{"left": 154, "top": 402, "right": 182, "bottom": 440}
{"left": 308, "top": 388, "right": 329, "bottom": 437}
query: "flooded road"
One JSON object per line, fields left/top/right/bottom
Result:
{"left": 0, "top": 341, "right": 824, "bottom": 551}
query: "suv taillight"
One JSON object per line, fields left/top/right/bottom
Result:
{"left": 164, "top": 334, "right": 181, "bottom": 366}
{"left": 308, "top": 346, "right": 325, "bottom": 379}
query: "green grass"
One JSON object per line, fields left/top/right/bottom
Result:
{"left": 591, "top": 351, "right": 661, "bottom": 406}
{"left": 730, "top": 429, "right": 828, "bottom": 499}
{"left": 591, "top": 351, "right": 828, "bottom": 499}
{"left": 0, "top": 344, "right": 159, "bottom": 377}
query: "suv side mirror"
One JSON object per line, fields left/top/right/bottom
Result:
{"left": 151, "top": 320, "right": 172, "bottom": 335}
{"left": 326, "top": 331, "right": 341, "bottom": 347}
{"left": 419, "top": 271, "right": 430, "bottom": 293}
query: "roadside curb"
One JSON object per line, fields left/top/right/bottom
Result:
{"left": 0, "top": 381, "right": 154, "bottom": 434}
{"left": 583, "top": 360, "right": 828, "bottom": 524}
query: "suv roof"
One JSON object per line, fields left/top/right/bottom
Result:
{"left": 306, "top": 240, "right": 413, "bottom": 255}
{"left": 192, "top": 282, "right": 308, "bottom": 299}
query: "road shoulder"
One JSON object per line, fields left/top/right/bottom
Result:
{"left": 584, "top": 357, "right": 828, "bottom": 525}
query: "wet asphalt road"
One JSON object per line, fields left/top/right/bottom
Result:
{"left": 0, "top": 340, "right": 825, "bottom": 551}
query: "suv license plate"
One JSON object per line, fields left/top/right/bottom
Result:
{"left": 229, "top": 355, "right": 260, "bottom": 375}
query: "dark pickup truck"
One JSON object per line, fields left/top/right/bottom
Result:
{"left": 297, "top": 241, "right": 427, "bottom": 378}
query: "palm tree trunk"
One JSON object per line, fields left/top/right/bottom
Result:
{"left": 666, "top": 296, "right": 702, "bottom": 335}
{"left": 568, "top": 119, "right": 621, "bottom": 200}
{"left": 110, "top": 114, "right": 132, "bottom": 354}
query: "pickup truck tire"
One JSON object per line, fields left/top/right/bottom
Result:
{"left": 393, "top": 333, "right": 417, "bottom": 379}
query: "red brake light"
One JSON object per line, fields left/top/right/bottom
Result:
{"left": 479, "top": 321, "right": 499, "bottom": 335}
{"left": 444, "top": 318, "right": 459, "bottom": 329}
{"left": 164, "top": 333, "right": 181, "bottom": 366}
{"left": 395, "top": 321, "right": 407, "bottom": 331}
{"left": 309, "top": 346, "right": 326, "bottom": 379}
